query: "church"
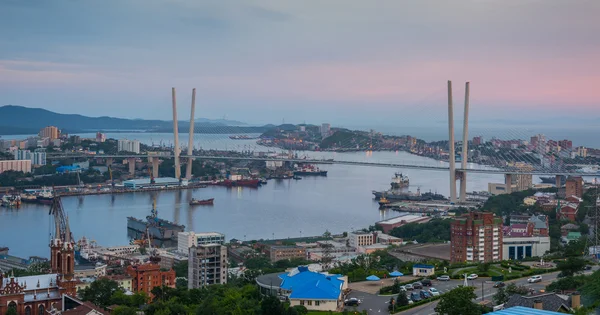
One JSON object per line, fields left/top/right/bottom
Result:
{"left": 0, "top": 198, "right": 78, "bottom": 315}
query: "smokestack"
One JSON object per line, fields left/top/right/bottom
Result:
{"left": 459, "top": 82, "right": 470, "bottom": 202}
{"left": 185, "top": 88, "right": 196, "bottom": 180}
{"left": 172, "top": 87, "right": 181, "bottom": 179}
{"left": 533, "top": 300, "right": 543, "bottom": 310}
{"left": 447, "top": 81, "right": 457, "bottom": 203}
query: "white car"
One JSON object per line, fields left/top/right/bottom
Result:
{"left": 527, "top": 275, "right": 542, "bottom": 283}
{"left": 400, "top": 285, "right": 407, "bottom": 292}
{"left": 428, "top": 288, "right": 440, "bottom": 296}
{"left": 437, "top": 275, "right": 450, "bottom": 281}
{"left": 467, "top": 274, "right": 478, "bottom": 280}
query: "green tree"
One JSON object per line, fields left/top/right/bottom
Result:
{"left": 5, "top": 308, "right": 17, "bottom": 315}
{"left": 291, "top": 305, "right": 308, "bottom": 315}
{"left": 79, "top": 278, "right": 120, "bottom": 308}
{"left": 505, "top": 283, "right": 530, "bottom": 296}
{"left": 557, "top": 257, "right": 586, "bottom": 277}
{"left": 435, "top": 286, "right": 481, "bottom": 315}
{"left": 492, "top": 287, "right": 510, "bottom": 305}
{"left": 396, "top": 292, "right": 409, "bottom": 306}
{"left": 112, "top": 306, "right": 138, "bottom": 315}
{"left": 173, "top": 261, "right": 188, "bottom": 277}
{"left": 261, "top": 296, "right": 285, "bottom": 315}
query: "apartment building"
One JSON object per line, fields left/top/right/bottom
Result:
{"left": 188, "top": 244, "right": 228, "bottom": 288}
{"left": 451, "top": 212, "right": 503, "bottom": 263}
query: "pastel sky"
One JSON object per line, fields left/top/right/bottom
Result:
{"left": 1, "top": 0, "right": 599, "bottom": 126}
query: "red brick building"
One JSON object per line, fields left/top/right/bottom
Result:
{"left": 566, "top": 176, "right": 584, "bottom": 198}
{"left": 126, "top": 263, "right": 175, "bottom": 297}
{"left": 559, "top": 204, "right": 579, "bottom": 222}
{"left": 450, "top": 212, "right": 503, "bottom": 263}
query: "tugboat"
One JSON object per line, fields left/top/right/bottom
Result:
{"left": 378, "top": 195, "right": 390, "bottom": 206}
{"left": 1, "top": 194, "right": 21, "bottom": 208}
{"left": 390, "top": 172, "right": 409, "bottom": 189}
{"left": 189, "top": 198, "right": 214, "bottom": 205}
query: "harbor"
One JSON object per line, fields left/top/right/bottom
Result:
{"left": 0, "top": 156, "right": 505, "bottom": 259}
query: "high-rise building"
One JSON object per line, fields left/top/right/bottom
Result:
{"left": 188, "top": 244, "right": 228, "bottom": 288}
{"left": 96, "top": 132, "right": 106, "bottom": 143}
{"left": 39, "top": 126, "right": 59, "bottom": 140}
{"left": 0, "top": 160, "right": 32, "bottom": 174}
{"left": 118, "top": 139, "right": 140, "bottom": 154}
{"left": 565, "top": 176, "right": 584, "bottom": 198}
{"left": 177, "top": 232, "right": 225, "bottom": 254}
{"left": 14, "top": 149, "right": 46, "bottom": 166}
{"left": 558, "top": 140, "right": 573, "bottom": 151}
{"left": 14, "top": 149, "right": 32, "bottom": 161}
{"left": 450, "top": 212, "right": 503, "bottom": 263}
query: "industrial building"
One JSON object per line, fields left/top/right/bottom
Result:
{"left": 264, "top": 245, "right": 306, "bottom": 262}
{"left": 123, "top": 177, "right": 187, "bottom": 189}
{"left": 375, "top": 214, "right": 431, "bottom": 233}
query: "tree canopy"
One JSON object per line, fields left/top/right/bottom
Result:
{"left": 435, "top": 286, "right": 481, "bottom": 315}
{"left": 389, "top": 218, "right": 451, "bottom": 243}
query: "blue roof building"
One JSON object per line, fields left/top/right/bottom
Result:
{"left": 412, "top": 264, "right": 435, "bottom": 276}
{"left": 493, "top": 306, "right": 567, "bottom": 315}
{"left": 257, "top": 266, "right": 347, "bottom": 311}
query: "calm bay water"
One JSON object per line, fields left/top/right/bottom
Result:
{"left": 1, "top": 133, "right": 535, "bottom": 258}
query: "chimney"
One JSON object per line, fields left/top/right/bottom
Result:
{"left": 533, "top": 300, "right": 543, "bottom": 310}
{"left": 571, "top": 292, "right": 581, "bottom": 309}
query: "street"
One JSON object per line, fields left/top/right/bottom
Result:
{"left": 398, "top": 268, "right": 598, "bottom": 315}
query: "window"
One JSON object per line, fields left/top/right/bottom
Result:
{"left": 315, "top": 301, "right": 320, "bottom": 306}
{"left": 307, "top": 301, "right": 312, "bottom": 306}
{"left": 300, "top": 300, "right": 305, "bottom": 306}
{"left": 39, "top": 305, "right": 45, "bottom": 315}
{"left": 25, "top": 306, "right": 31, "bottom": 315}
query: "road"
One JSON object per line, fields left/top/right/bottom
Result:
{"left": 397, "top": 267, "right": 598, "bottom": 315}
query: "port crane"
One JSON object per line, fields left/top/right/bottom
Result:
{"left": 108, "top": 165, "right": 115, "bottom": 188}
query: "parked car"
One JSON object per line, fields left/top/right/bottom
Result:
{"left": 493, "top": 281, "right": 506, "bottom": 288}
{"left": 405, "top": 284, "right": 414, "bottom": 290}
{"left": 422, "top": 279, "right": 432, "bottom": 286}
{"left": 410, "top": 292, "right": 422, "bottom": 302}
{"left": 585, "top": 265, "right": 593, "bottom": 271}
{"left": 344, "top": 298, "right": 361, "bottom": 306}
{"left": 412, "top": 282, "right": 423, "bottom": 289}
{"left": 420, "top": 290, "right": 432, "bottom": 299}
{"left": 399, "top": 285, "right": 407, "bottom": 292}
{"left": 527, "top": 275, "right": 542, "bottom": 283}
{"left": 437, "top": 275, "right": 450, "bottom": 281}
{"left": 428, "top": 288, "right": 440, "bottom": 296}
{"left": 467, "top": 274, "right": 478, "bottom": 280}
{"left": 407, "top": 298, "right": 414, "bottom": 304}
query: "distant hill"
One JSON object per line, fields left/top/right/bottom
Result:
{"left": 0, "top": 105, "right": 247, "bottom": 135}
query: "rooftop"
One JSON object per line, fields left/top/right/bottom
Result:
{"left": 413, "top": 264, "right": 434, "bottom": 269}
{"left": 376, "top": 213, "right": 428, "bottom": 225}
{"left": 505, "top": 293, "right": 572, "bottom": 313}
{"left": 279, "top": 266, "right": 343, "bottom": 300}
{"left": 1, "top": 274, "right": 59, "bottom": 291}
{"left": 493, "top": 306, "right": 569, "bottom": 315}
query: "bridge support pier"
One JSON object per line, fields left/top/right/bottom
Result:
{"left": 459, "top": 82, "right": 470, "bottom": 203}
{"left": 505, "top": 174, "right": 513, "bottom": 194}
{"left": 128, "top": 158, "right": 136, "bottom": 176}
{"left": 555, "top": 175, "right": 562, "bottom": 188}
{"left": 149, "top": 157, "right": 159, "bottom": 178}
{"left": 185, "top": 88, "right": 196, "bottom": 180}
{"left": 447, "top": 81, "right": 457, "bottom": 203}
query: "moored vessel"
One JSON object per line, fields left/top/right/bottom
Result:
{"left": 127, "top": 200, "right": 185, "bottom": 240}
{"left": 189, "top": 198, "right": 214, "bottom": 205}
{"left": 390, "top": 172, "right": 409, "bottom": 189}
{"left": 293, "top": 164, "right": 327, "bottom": 176}
{"left": 372, "top": 189, "right": 446, "bottom": 202}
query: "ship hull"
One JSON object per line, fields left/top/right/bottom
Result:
{"left": 37, "top": 197, "right": 53, "bottom": 205}
{"left": 219, "top": 179, "right": 260, "bottom": 187}
{"left": 372, "top": 190, "right": 446, "bottom": 202}
{"left": 293, "top": 171, "right": 327, "bottom": 176}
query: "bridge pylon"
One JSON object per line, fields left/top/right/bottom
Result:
{"left": 448, "top": 81, "right": 470, "bottom": 203}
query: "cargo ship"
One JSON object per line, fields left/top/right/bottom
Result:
{"left": 372, "top": 189, "right": 446, "bottom": 201}
{"left": 189, "top": 198, "right": 214, "bottom": 205}
{"left": 36, "top": 187, "right": 53, "bottom": 205}
{"left": 229, "top": 135, "right": 258, "bottom": 140}
{"left": 293, "top": 164, "right": 327, "bottom": 176}
{"left": 127, "top": 201, "right": 185, "bottom": 240}
{"left": 540, "top": 175, "right": 566, "bottom": 185}
{"left": 390, "top": 173, "right": 409, "bottom": 189}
